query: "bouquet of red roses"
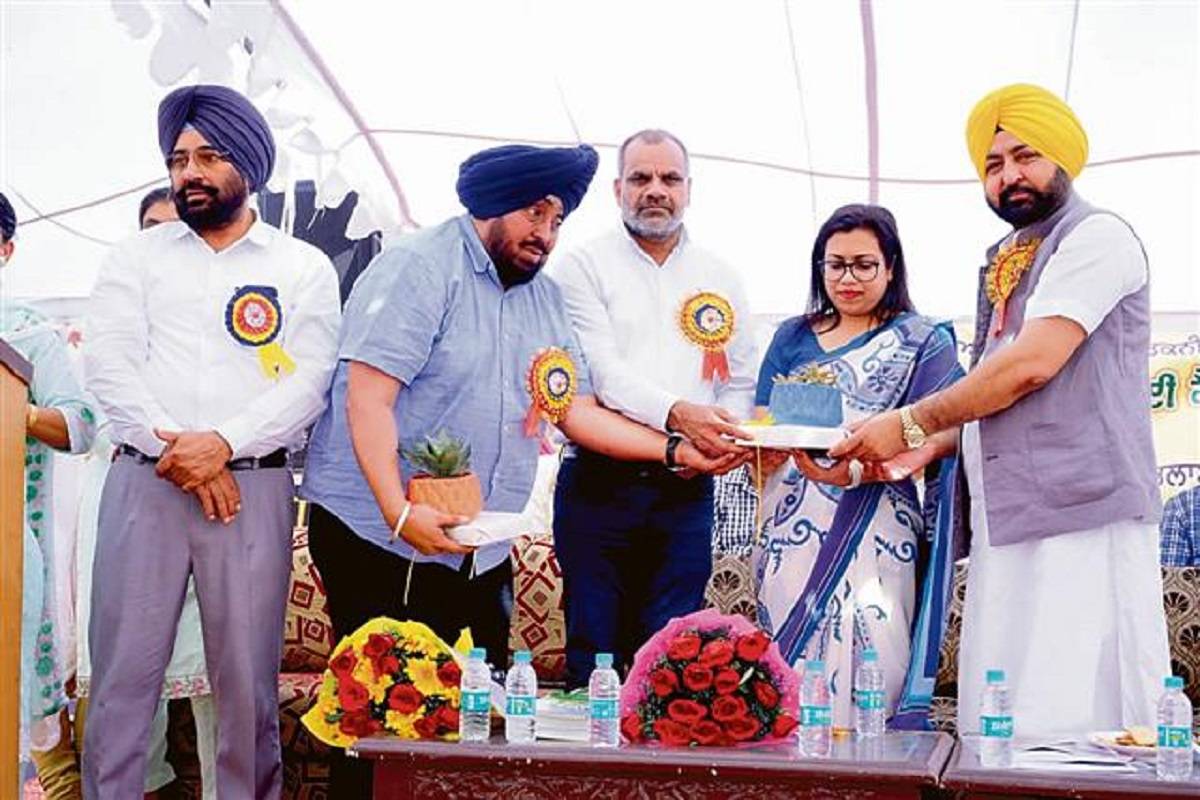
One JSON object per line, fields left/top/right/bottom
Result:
{"left": 620, "top": 609, "right": 799, "bottom": 747}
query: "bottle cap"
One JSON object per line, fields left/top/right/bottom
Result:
{"left": 596, "top": 652, "right": 614, "bottom": 669}
{"left": 806, "top": 659, "right": 825, "bottom": 671}
{"left": 1165, "top": 675, "right": 1184, "bottom": 690}
{"left": 861, "top": 648, "right": 878, "bottom": 663}
{"left": 469, "top": 647, "right": 487, "bottom": 660}
{"left": 986, "top": 669, "right": 1005, "bottom": 684}
{"left": 514, "top": 650, "right": 532, "bottom": 664}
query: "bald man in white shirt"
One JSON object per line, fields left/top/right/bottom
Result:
{"left": 550, "top": 129, "right": 756, "bottom": 686}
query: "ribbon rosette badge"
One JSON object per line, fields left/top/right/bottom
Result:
{"left": 224, "top": 285, "right": 296, "bottom": 379}
{"left": 679, "top": 291, "right": 735, "bottom": 382}
{"left": 524, "top": 347, "right": 577, "bottom": 437}
{"left": 985, "top": 238, "right": 1041, "bottom": 337}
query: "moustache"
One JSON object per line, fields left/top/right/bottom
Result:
{"left": 637, "top": 202, "right": 673, "bottom": 214}
{"left": 520, "top": 239, "right": 549, "bottom": 256}
{"left": 999, "top": 185, "right": 1039, "bottom": 206}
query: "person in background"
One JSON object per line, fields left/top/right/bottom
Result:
{"left": 1160, "top": 485, "right": 1200, "bottom": 567}
{"left": 0, "top": 191, "right": 98, "bottom": 775}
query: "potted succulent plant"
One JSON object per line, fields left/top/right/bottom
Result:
{"left": 402, "top": 429, "right": 483, "bottom": 519}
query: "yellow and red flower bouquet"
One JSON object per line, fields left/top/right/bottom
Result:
{"left": 302, "top": 618, "right": 468, "bottom": 747}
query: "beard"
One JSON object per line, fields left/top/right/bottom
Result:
{"left": 987, "top": 168, "right": 1072, "bottom": 228}
{"left": 481, "top": 226, "right": 549, "bottom": 288}
{"left": 173, "top": 177, "right": 248, "bottom": 232}
{"left": 622, "top": 201, "right": 683, "bottom": 241}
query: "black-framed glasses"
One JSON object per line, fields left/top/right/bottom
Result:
{"left": 165, "top": 147, "right": 231, "bottom": 175}
{"left": 820, "top": 258, "right": 881, "bottom": 282}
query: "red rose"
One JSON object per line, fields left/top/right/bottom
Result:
{"left": 725, "top": 714, "right": 762, "bottom": 742}
{"left": 711, "top": 695, "right": 748, "bottom": 723}
{"left": 387, "top": 683, "right": 424, "bottom": 715}
{"left": 435, "top": 704, "right": 460, "bottom": 732}
{"left": 330, "top": 650, "right": 358, "bottom": 677}
{"left": 752, "top": 681, "right": 780, "bottom": 710}
{"left": 714, "top": 668, "right": 741, "bottom": 696}
{"left": 652, "top": 718, "right": 692, "bottom": 746}
{"left": 698, "top": 638, "right": 735, "bottom": 669}
{"left": 338, "top": 679, "right": 371, "bottom": 713}
{"left": 414, "top": 715, "right": 439, "bottom": 739}
{"left": 734, "top": 631, "right": 770, "bottom": 663}
{"left": 373, "top": 654, "right": 400, "bottom": 679}
{"left": 771, "top": 713, "right": 798, "bottom": 738}
{"left": 667, "top": 633, "right": 702, "bottom": 661}
{"left": 691, "top": 720, "right": 723, "bottom": 746}
{"left": 339, "top": 710, "right": 381, "bottom": 737}
{"left": 666, "top": 698, "right": 707, "bottom": 726}
{"left": 621, "top": 713, "right": 645, "bottom": 743}
{"left": 682, "top": 663, "right": 714, "bottom": 693}
{"left": 363, "top": 633, "right": 394, "bottom": 659}
{"left": 650, "top": 667, "right": 680, "bottom": 698}
{"left": 437, "top": 660, "right": 462, "bottom": 688}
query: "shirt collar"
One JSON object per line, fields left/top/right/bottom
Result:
{"left": 166, "top": 211, "right": 273, "bottom": 250}
{"left": 458, "top": 214, "right": 507, "bottom": 287}
{"left": 618, "top": 223, "right": 690, "bottom": 268}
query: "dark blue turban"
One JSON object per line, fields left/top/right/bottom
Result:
{"left": 0, "top": 192, "right": 14, "bottom": 242}
{"left": 157, "top": 85, "right": 276, "bottom": 192}
{"left": 456, "top": 144, "right": 599, "bottom": 219}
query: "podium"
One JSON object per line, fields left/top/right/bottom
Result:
{"left": 0, "top": 338, "right": 31, "bottom": 793}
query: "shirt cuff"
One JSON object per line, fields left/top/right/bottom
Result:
{"left": 214, "top": 417, "right": 255, "bottom": 460}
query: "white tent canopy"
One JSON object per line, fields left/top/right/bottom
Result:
{"left": 3, "top": 0, "right": 1198, "bottom": 318}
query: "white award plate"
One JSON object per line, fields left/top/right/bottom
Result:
{"left": 734, "top": 424, "right": 848, "bottom": 451}
{"left": 447, "top": 511, "right": 529, "bottom": 546}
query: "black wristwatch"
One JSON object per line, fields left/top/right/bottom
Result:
{"left": 664, "top": 433, "right": 686, "bottom": 472}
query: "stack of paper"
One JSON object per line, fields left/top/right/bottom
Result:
{"left": 1012, "top": 740, "right": 1137, "bottom": 773}
{"left": 536, "top": 689, "right": 590, "bottom": 742}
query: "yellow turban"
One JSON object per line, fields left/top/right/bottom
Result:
{"left": 965, "top": 83, "right": 1088, "bottom": 181}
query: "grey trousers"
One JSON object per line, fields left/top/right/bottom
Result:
{"left": 82, "top": 457, "right": 294, "bottom": 800}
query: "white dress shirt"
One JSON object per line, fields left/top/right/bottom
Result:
{"left": 550, "top": 226, "right": 757, "bottom": 430}
{"left": 84, "top": 218, "right": 341, "bottom": 459}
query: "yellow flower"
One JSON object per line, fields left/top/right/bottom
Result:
{"left": 385, "top": 710, "right": 420, "bottom": 738}
{"left": 409, "top": 656, "right": 445, "bottom": 696}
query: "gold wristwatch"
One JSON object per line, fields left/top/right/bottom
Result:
{"left": 899, "top": 406, "right": 928, "bottom": 450}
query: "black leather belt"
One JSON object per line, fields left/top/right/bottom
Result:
{"left": 116, "top": 443, "right": 288, "bottom": 471}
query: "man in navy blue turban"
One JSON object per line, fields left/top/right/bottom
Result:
{"left": 456, "top": 143, "right": 598, "bottom": 220}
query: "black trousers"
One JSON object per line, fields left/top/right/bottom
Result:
{"left": 307, "top": 503, "right": 512, "bottom": 799}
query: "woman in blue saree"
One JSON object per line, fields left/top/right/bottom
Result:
{"left": 752, "top": 205, "right": 962, "bottom": 730}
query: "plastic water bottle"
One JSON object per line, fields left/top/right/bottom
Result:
{"left": 1157, "top": 675, "right": 1194, "bottom": 781}
{"left": 799, "top": 659, "right": 832, "bottom": 757}
{"left": 854, "top": 647, "right": 886, "bottom": 738}
{"left": 458, "top": 647, "right": 491, "bottom": 742}
{"left": 589, "top": 652, "right": 621, "bottom": 747}
{"left": 979, "top": 669, "right": 1013, "bottom": 768}
{"left": 505, "top": 650, "right": 538, "bottom": 743}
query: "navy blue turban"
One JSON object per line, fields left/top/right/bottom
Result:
{"left": 157, "top": 85, "right": 275, "bottom": 192}
{"left": 0, "top": 192, "right": 14, "bottom": 242}
{"left": 456, "top": 144, "right": 599, "bottom": 219}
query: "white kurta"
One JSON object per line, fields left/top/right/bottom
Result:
{"left": 957, "top": 214, "right": 1171, "bottom": 740}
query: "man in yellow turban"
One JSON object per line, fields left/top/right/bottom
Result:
{"left": 833, "top": 83, "right": 1169, "bottom": 737}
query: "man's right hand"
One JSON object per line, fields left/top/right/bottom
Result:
{"left": 393, "top": 503, "right": 475, "bottom": 556}
{"left": 666, "top": 400, "right": 749, "bottom": 459}
{"left": 675, "top": 440, "right": 748, "bottom": 477}
{"left": 192, "top": 468, "right": 242, "bottom": 524}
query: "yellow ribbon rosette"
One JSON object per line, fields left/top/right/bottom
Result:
{"left": 984, "top": 238, "right": 1041, "bottom": 337}
{"left": 224, "top": 285, "right": 296, "bottom": 379}
{"left": 679, "top": 291, "right": 735, "bottom": 382}
{"left": 524, "top": 346, "right": 577, "bottom": 437}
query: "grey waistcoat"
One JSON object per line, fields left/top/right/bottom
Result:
{"left": 965, "top": 192, "right": 1161, "bottom": 546}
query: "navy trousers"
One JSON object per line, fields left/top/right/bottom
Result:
{"left": 553, "top": 449, "right": 714, "bottom": 688}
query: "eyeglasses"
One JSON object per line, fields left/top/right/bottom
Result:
{"left": 165, "top": 147, "right": 231, "bottom": 175}
{"left": 520, "top": 202, "right": 562, "bottom": 233}
{"left": 820, "top": 258, "right": 881, "bottom": 282}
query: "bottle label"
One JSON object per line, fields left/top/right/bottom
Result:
{"left": 855, "top": 689, "right": 884, "bottom": 711}
{"left": 1158, "top": 725, "right": 1190, "bottom": 749}
{"left": 800, "top": 705, "right": 832, "bottom": 727}
{"left": 506, "top": 694, "right": 536, "bottom": 717}
{"left": 590, "top": 698, "right": 618, "bottom": 720}
{"left": 981, "top": 715, "right": 1013, "bottom": 738}
{"left": 461, "top": 689, "right": 491, "bottom": 714}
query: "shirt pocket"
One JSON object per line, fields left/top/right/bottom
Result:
{"left": 1027, "top": 418, "right": 1116, "bottom": 509}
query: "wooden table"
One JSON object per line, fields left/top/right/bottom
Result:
{"left": 351, "top": 731, "right": 954, "bottom": 799}
{"left": 940, "top": 739, "right": 1200, "bottom": 799}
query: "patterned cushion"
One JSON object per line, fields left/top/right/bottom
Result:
{"left": 705, "top": 551, "right": 756, "bottom": 621}
{"left": 281, "top": 525, "right": 335, "bottom": 674}
{"left": 280, "top": 672, "right": 332, "bottom": 800}
{"left": 1163, "top": 566, "right": 1200, "bottom": 707}
{"left": 509, "top": 534, "right": 566, "bottom": 680}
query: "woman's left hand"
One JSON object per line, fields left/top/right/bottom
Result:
{"left": 792, "top": 450, "right": 859, "bottom": 488}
